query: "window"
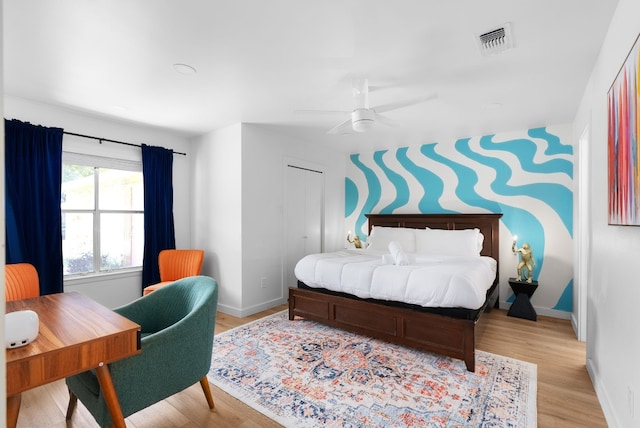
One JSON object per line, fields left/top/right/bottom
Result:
{"left": 62, "top": 153, "right": 144, "bottom": 276}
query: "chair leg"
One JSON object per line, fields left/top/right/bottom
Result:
{"left": 7, "top": 393, "right": 21, "bottom": 428}
{"left": 66, "top": 389, "right": 78, "bottom": 420}
{"left": 199, "top": 377, "right": 215, "bottom": 409}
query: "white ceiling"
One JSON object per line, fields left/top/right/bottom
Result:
{"left": 3, "top": 1, "right": 618, "bottom": 153}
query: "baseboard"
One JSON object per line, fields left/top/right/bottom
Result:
{"left": 500, "top": 300, "right": 571, "bottom": 320}
{"left": 570, "top": 313, "right": 586, "bottom": 342}
{"left": 217, "top": 297, "right": 287, "bottom": 318}
{"left": 216, "top": 303, "right": 243, "bottom": 317}
{"left": 587, "top": 357, "right": 619, "bottom": 427}
{"left": 536, "top": 306, "right": 571, "bottom": 320}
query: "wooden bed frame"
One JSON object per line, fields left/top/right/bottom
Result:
{"left": 288, "top": 213, "right": 502, "bottom": 372}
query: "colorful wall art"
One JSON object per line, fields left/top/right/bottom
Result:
{"left": 345, "top": 125, "right": 574, "bottom": 316}
{"left": 608, "top": 34, "right": 640, "bottom": 226}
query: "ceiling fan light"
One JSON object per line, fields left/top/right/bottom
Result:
{"left": 352, "top": 119, "right": 375, "bottom": 132}
{"left": 351, "top": 108, "right": 376, "bottom": 132}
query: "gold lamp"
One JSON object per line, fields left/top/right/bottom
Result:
{"left": 512, "top": 236, "right": 535, "bottom": 283}
{"left": 347, "top": 230, "right": 363, "bottom": 249}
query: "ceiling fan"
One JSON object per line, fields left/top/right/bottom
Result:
{"left": 301, "top": 78, "right": 437, "bottom": 135}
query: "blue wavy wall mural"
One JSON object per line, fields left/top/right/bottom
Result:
{"left": 345, "top": 125, "right": 574, "bottom": 316}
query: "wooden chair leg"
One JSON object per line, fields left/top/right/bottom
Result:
{"left": 199, "top": 377, "right": 215, "bottom": 409}
{"left": 7, "top": 393, "right": 21, "bottom": 428}
{"left": 66, "top": 389, "right": 78, "bottom": 420}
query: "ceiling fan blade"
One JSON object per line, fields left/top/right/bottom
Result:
{"left": 327, "top": 118, "right": 354, "bottom": 135}
{"left": 373, "top": 93, "right": 438, "bottom": 113}
{"left": 367, "top": 84, "right": 384, "bottom": 92}
{"left": 373, "top": 112, "right": 398, "bottom": 128}
{"left": 294, "top": 109, "right": 350, "bottom": 115}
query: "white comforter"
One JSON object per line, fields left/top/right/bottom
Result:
{"left": 294, "top": 250, "right": 497, "bottom": 310}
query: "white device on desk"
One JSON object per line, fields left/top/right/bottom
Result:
{"left": 5, "top": 310, "right": 39, "bottom": 349}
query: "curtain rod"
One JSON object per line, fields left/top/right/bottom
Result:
{"left": 63, "top": 131, "right": 187, "bottom": 156}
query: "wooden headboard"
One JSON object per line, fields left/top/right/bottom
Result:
{"left": 365, "top": 213, "right": 503, "bottom": 266}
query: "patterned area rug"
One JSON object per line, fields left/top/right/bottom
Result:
{"left": 208, "top": 311, "right": 537, "bottom": 427}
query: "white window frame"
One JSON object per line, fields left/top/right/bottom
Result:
{"left": 62, "top": 152, "right": 144, "bottom": 278}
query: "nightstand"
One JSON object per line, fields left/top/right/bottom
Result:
{"left": 507, "top": 278, "right": 538, "bottom": 321}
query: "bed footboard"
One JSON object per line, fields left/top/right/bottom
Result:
{"left": 289, "top": 287, "right": 480, "bottom": 372}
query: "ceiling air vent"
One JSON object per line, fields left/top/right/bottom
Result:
{"left": 476, "top": 23, "right": 514, "bottom": 56}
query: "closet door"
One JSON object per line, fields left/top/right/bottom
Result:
{"left": 285, "top": 165, "right": 323, "bottom": 293}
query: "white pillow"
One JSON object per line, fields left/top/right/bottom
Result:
{"left": 388, "top": 241, "right": 411, "bottom": 265}
{"left": 366, "top": 226, "right": 416, "bottom": 252}
{"left": 415, "top": 228, "right": 482, "bottom": 257}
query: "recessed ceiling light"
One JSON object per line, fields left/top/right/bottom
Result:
{"left": 173, "top": 63, "right": 197, "bottom": 75}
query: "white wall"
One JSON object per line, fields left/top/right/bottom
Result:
{"left": 191, "top": 123, "right": 243, "bottom": 313}
{"left": 4, "top": 96, "right": 193, "bottom": 308}
{"left": 241, "top": 124, "right": 345, "bottom": 315}
{"left": 192, "top": 123, "right": 345, "bottom": 316}
{"left": 573, "top": 0, "right": 640, "bottom": 426}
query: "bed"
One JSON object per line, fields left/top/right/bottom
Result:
{"left": 288, "top": 213, "right": 502, "bottom": 372}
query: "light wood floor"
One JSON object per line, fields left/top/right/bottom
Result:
{"left": 14, "top": 305, "right": 607, "bottom": 428}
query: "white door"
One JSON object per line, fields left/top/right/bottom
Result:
{"left": 284, "top": 165, "right": 323, "bottom": 293}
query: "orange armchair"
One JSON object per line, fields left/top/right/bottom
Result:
{"left": 143, "top": 249, "right": 204, "bottom": 295}
{"left": 5, "top": 263, "right": 40, "bottom": 301}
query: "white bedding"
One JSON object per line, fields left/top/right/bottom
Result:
{"left": 294, "top": 249, "right": 497, "bottom": 310}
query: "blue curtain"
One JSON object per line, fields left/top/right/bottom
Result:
{"left": 141, "top": 144, "right": 176, "bottom": 288}
{"left": 5, "top": 119, "right": 64, "bottom": 295}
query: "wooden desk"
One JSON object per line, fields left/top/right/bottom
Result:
{"left": 6, "top": 292, "right": 141, "bottom": 428}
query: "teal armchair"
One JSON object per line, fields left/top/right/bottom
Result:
{"left": 65, "top": 276, "right": 218, "bottom": 427}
